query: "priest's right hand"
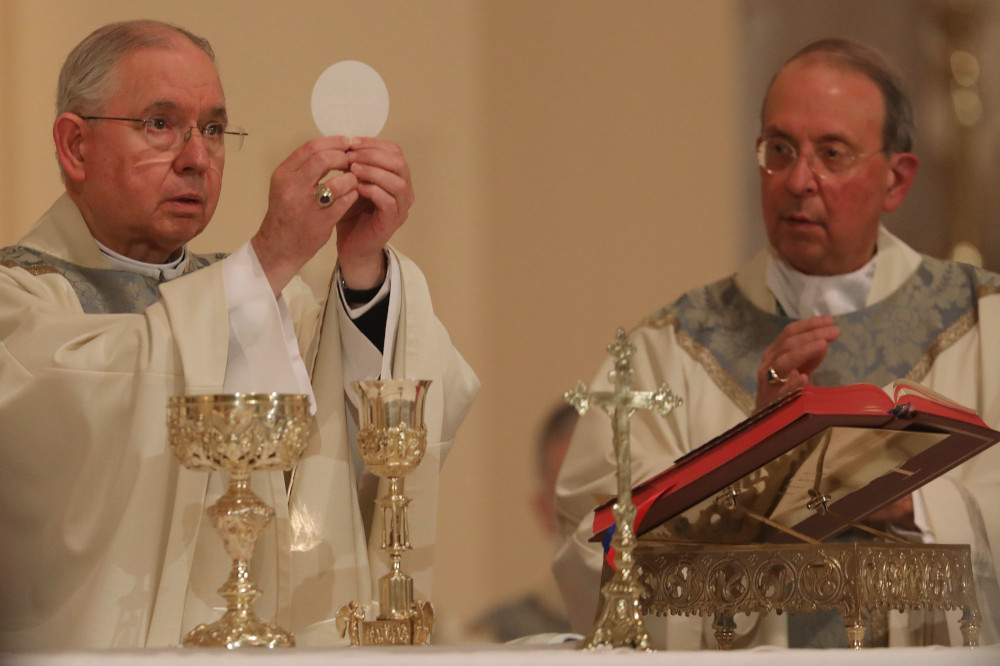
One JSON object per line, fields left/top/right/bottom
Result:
{"left": 755, "top": 315, "right": 840, "bottom": 410}
{"left": 251, "top": 136, "right": 360, "bottom": 296}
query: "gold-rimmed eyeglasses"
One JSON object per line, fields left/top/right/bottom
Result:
{"left": 757, "top": 136, "right": 883, "bottom": 180}
{"left": 79, "top": 115, "right": 248, "bottom": 153}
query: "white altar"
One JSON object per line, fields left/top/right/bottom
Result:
{"left": 3, "top": 643, "right": 999, "bottom": 666}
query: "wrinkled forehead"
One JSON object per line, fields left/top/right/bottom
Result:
{"left": 761, "top": 57, "right": 885, "bottom": 141}
{"left": 106, "top": 40, "right": 226, "bottom": 117}
{"left": 763, "top": 55, "right": 884, "bottom": 119}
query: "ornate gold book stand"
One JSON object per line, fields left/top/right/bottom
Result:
{"left": 617, "top": 417, "right": 994, "bottom": 650}
{"left": 167, "top": 393, "right": 314, "bottom": 648}
{"left": 633, "top": 538, "right": 981, "bottom": 649}
{"left": 337, "top": 379, "right": 435, "bottom": 646}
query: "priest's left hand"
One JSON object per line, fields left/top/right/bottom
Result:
{"left": 337, "top": 138, "right": 414, "bottom": 290}
{"left": 755, "top": 315, "right": 840, "bottom": 410}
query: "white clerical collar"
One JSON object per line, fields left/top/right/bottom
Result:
{"left": 765, "top": 249, "right": 876, "bottom": 318}
{"left": 96, "top": 240, "right": 189, "bottom": 281}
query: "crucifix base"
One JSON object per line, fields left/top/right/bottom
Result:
{"left": 586, "top": 563, "right": 650, "bottom": 650}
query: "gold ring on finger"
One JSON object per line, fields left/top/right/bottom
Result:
{"left": 314, "top": 184, "right": 334, "bottom": 208}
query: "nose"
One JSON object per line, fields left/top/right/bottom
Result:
{"left": 784, "top": 150, "right": 820, "bottom": 196}
{"left": 173, "top": 127, "right": 213, "bottom": 173}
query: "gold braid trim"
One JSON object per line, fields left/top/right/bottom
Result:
{"left": 909, "top": 284, "right": 999, "bottom": 381}
{"left": 907, "top": 308, "right": 977, "bottom": 383}
{"left": 641, "top": 311, "right": 755, "bottom": 416}
{"left": 1, "top": 259, "right": 60, "bottom": 276}
{"left": 977, "top": 284, "right": 1000, "bottom": 299}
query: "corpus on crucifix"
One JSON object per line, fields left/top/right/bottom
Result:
{"left": 565, "top": 328, "right": 683, "bottom": 650}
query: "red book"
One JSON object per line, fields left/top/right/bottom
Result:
{"left": 591, "top": 381, "right": 1000, "bottom": 545}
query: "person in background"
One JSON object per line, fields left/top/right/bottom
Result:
{"left": 469, "top": 403, "right": 577, "bottom": 643}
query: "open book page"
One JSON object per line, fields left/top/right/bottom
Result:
{"left": 883, "top": 379, "right": 979, "bottom": 419}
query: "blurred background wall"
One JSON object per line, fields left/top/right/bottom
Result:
{"left": 1, "top": 0, "right": 993, "bottom": 643}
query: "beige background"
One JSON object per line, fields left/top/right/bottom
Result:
{"left": 8, "top": 0, "right": 971, "bottom": 643}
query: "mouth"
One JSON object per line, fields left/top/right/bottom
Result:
{"left": 164, "top": 193, "right": 205, "bottom": 212}
{"left": 780, "top": 212, "right": 824, "bottom": 229}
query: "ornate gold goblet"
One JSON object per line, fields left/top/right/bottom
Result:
{"left": 167, "top": 393, "right": 314, "bottom": 648}
{"left": 337, "top": 379, "right": 434, "bottom": 646}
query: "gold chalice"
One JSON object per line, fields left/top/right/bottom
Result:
{"left": 167, "top": 393, "right": 314, "bottom": 648}
{"left": 337, "top": 379, "right": 435, "bottom": 646}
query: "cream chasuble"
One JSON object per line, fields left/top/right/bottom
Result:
{"left": 0, "top": 194, "right": 479, "bottom": 650}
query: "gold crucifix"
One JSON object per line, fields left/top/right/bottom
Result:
{"left": 565, "top": 328, "right": 683, "bottom": 650}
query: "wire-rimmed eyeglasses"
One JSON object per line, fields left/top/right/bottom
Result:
{"left": 757, "top": 136, "right": 883, "bottom": 180}
{"left": 78, "top": 115, "right": 248, "bottom": 153}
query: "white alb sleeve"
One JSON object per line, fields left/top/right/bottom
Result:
{"left": 221, "top": 242, "right": 316, "bottom": 411}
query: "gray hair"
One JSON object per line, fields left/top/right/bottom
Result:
{"left": 57, "top": 20, "right": 214, "bottom": 117}
{"left": 762, "top": 38, "right": 915, "bottom": 154}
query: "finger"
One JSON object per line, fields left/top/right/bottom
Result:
{"left": 755, "top": 369, "right": 808, "bottom": 411}
{"left": 350, "top": 159, "right": 408, "bottom": 193}
{"left": 770, "top": 321, "right": 838, "bottom": 355}
{"left": 346, "top": 143, "right": 410, "bottom": 180}
{"left": 319, "top": 171, "right": 359, "bottom": 199}
{"left": 347, "top": 136, "right": 404, "bottom": 154}
{"left": 356, "top": 181, "right": 399, "bottom": 218}
{"left": 355, "top": 176, "right": 413, "bottom": 220}
{"left": 763, "top": 320, "right": 839, "bottom": 371}
{"left": 281, "top": 136, "right": 353, "bottom": 173}
{"left": 299, "top": 150, "right": 352, "bottom": 186}
{"left": 779, "top": 315, "right": 836, "bottom": 337}
{"left": 324, "top": 189, "right": 360, "bottom": 223}
{"left": 775, "top": 336, "right": 832, "bottom": 377}
{"left": 352, "top": 162, "right": 414, "bottom": 220}
{"left": 785, "top": 370, "right": 809, "bottom": 390}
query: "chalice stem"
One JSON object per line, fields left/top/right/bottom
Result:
{"left": 378, "top": 475, "right": 417, "bottom": 619}
{"left": 382, "top": 477, "right": 411, "bottom": 554}
{"left": 219, "top": 558, "right": 260, "bottom": 611}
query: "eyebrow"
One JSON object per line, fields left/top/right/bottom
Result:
{"left": 761, "top": 127, "right": 855, "bottom": 147}
{"left": 141, "top": 99, "right": 229, "bottom": 124}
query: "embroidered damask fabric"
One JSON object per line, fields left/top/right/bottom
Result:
{"left": 0, "top": 245, "right": 226, "bottom": 314}
{"left": 647, "top": 257, "right": 1000, "bottom": 413}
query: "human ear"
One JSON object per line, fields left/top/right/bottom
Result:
{"left": 53, "top": 113, "right": 87, "bottom": 181}
{"left": 882, "top": 152, "right": 919, "bottom": 213}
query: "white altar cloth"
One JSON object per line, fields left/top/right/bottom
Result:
{"left": 2, "top": 643, "right": 998, "bottom": 666}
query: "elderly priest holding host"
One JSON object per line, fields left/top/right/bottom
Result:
{"left": 0, "top": 20, "right": 478, "bottom": 650}
{"left": 554, "top": 38, "right": 1000, "bottom": 649}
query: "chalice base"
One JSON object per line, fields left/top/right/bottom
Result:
{"left": 183, "top": 608, "right": 295, "bottom": 648}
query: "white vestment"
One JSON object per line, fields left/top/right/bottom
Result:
{"left": 0, "top": 194, "right": 480, "bottom": 649}
{"left": 554, "top": 227, "right": 1000, "bottom": 648}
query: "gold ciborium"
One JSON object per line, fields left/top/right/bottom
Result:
{"left": 167, "top": 393, "right": 314, "bottom": 648}
{"left": 337, "top": 379, "right": 434, "bottom": 646}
